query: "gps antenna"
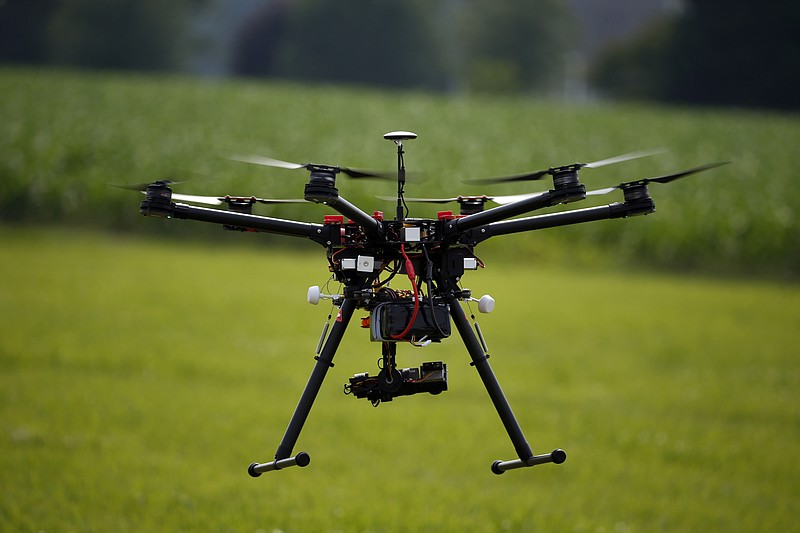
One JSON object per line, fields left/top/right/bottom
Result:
{"left": 384, "top": 131, "right": 417, "bottom": 221}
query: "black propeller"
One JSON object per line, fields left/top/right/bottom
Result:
{"left": 465, "top": 149, "right": 664, "bottom": 185}
{"left": 587, "top": 161, "right": 730, "bottom": 196}
{"left": 231, "top": 154, "right": 395, "bottom": 180}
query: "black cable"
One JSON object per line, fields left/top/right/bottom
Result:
{"left": 422, "top": 245, "right": 448, "bottom": 338}
{"left": 374, "top": 259, "right": 401, "bottom": 288}
{"left": 399, "top": 151, "right": 410, "bottom": 218}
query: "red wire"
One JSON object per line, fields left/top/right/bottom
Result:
{"left": 391, "top": 244, "right": 419, "bottom": 340}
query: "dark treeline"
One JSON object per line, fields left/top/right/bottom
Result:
{"left": 590, "top": 1, "right": 800, "bottom": 111}
{"left": 1, "top": 0, "right": 798, "bottom": 110}
{"left": 0, "top": 0, "right": 202, "bottom": 71}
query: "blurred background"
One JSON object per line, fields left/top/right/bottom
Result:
{"left": 2, "top": 0, "right": 798, "bottom": 109}
{"left": 1, "top": 2, "right": 799, "bottom": 532}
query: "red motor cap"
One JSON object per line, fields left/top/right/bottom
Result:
{"left": 324, "top": 215, "right": 345, "bottom": 224}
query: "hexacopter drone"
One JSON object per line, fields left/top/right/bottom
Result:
{"left": 133, "top": 131, "right": 726, "bottom": 476}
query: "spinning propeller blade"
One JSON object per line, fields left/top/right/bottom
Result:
{"left": 231, "top": 154, "right": 394, "bottom": 180}
{"left": 169, "top": 193, "right": 307, "bottom": 206}
{"left": 110, "top": 179, "right": 182, "bottom": 192}
{"left": 174, "top": 194, "right": 307, "bottom": 206}
{"left": 250, "top": 197, "right": 307, "bottom": 205}
{"left": 231, "top": 155, "right": 306, "bottom": 170}
{"left": 113, "top": 181, "right": 305, "bottom": 206}
{"left": 465, "top": 149, "right": 665, "bottom": 185}
{"left": 490, "top": 192, "right": 547, "bottom": 205}
{"left": 586, "top": 161, "right": 730, "bottom": 196}
{"left": 394, "top": 195, "right": 460, "bottom": 204}
{"left": 464, "top": 169, "right": 550, "bottom": 185}
{"left": 386, "top": 191, "right": 545, "bottom": 206}
{"left": 582, "top": 149, "right": 666, "bottom": 169}
{"left": 171, "top": 193, "right": 225, "bottom": 205}
{"left": 645, "top": 161, "right": 731, "bottom": 184}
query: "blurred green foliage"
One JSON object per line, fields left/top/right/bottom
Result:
{"left": 0, "top": 67, "right": 798, "bottom": 277}
{"left": 458, "top": 0, "right": 572, "bottom": 94}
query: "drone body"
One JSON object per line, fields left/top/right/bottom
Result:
{"left": 135, "top": 132, "right": 726, "bottom": 476}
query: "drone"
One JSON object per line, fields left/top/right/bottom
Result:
{"left": 132, "top": 131, "right": 727, "bottom": 476}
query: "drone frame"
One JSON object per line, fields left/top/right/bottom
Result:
{"left": 136, "top": 133, "right": 716, "bottom": 476}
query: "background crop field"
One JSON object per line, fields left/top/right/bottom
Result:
{"left": 1, "top": 228, "right": 798, "bottom": 532}
{"left": 1, "top": 67, "right": 798, "bottom": 277}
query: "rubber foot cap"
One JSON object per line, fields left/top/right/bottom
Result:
{"left": 491, "top": 460, "right": 505, "bottom": 475}
{"left": 248, "top": 462, "right": 262, "bottom": 477}
{"left": 552, "top": 449, "right": 567, "bottom": 464}
{"left": 296, "top": 452, "right": 311, "bottom": 468}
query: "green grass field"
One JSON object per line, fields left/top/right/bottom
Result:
{"left": 1, "top": 227, "right": 797, "bottom": 532}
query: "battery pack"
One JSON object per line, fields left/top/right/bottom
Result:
{"left": 370, "top": 301, "right": 451, "bottom": 342}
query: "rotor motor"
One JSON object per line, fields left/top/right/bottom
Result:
{"left": 304, "top": 168, "right": 339, "bottom": 204}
